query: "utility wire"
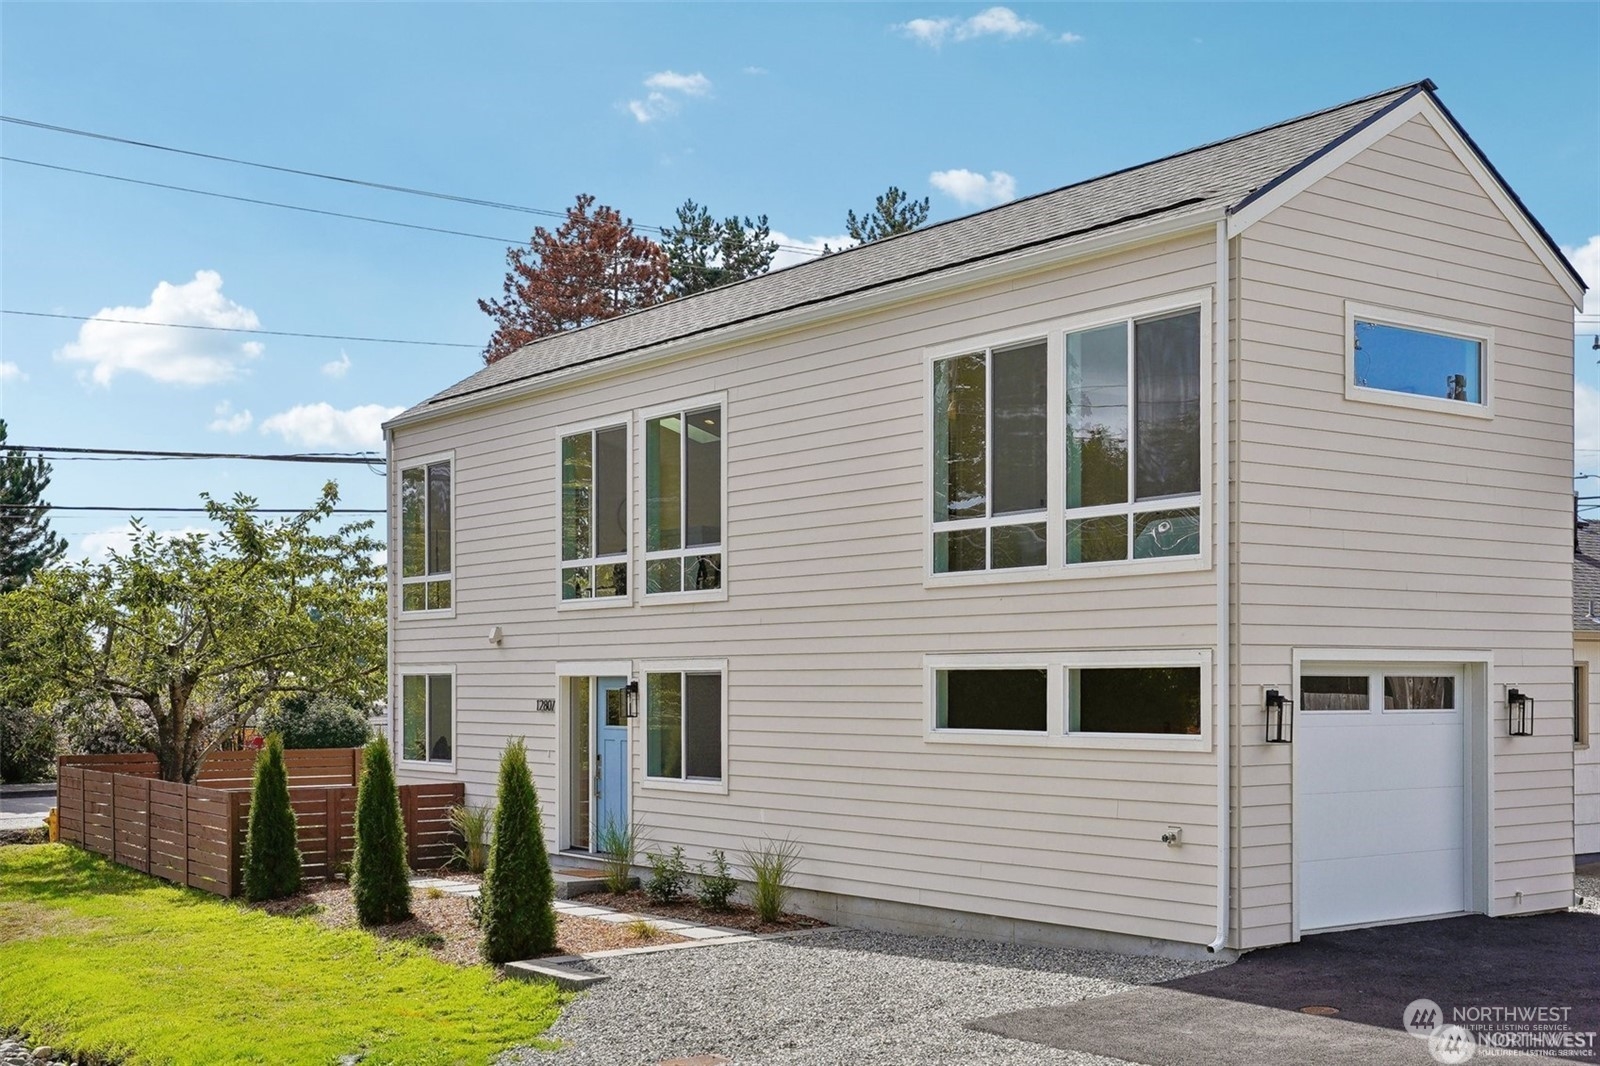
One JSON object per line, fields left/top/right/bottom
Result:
{"left": 0, "top": 504, "right": 383, "bottom": 514}
{"left": 1, "top": 310, "right": 477, "bottom": 349}
{"left": 0, "top": 114, "right": 824, "bottom": 256}
{"left": 9, "top": 444, "right": 384, "bottom": 464}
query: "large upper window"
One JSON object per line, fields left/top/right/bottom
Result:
{"left": 932, "top": 342, "right": 1048, "bottom": 573}
{"left": 645, "top": 669, "right": 724, "bottom": 783}
{"left": 645, "top": 404, "right": 723, "bottom": 596}
{"left": 1065, "top": 309, "right": 1200, "bottom": 565}
{"left": 561, "top": 424, "right": 629, "bottom": 601}
{"left": 1346, "top": 305, "right": 1491, "bottom": 414}
{"left": 401, "top": 673, "right": 453, "bottom": 765}
{"left": 400, "top": 458, "right": 452, "bottom": 612}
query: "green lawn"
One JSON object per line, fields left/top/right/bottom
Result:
{"left": 0, "top": 845, "right": 563, "bottom": 1065}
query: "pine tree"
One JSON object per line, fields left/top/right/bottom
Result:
{"left": 480, "top": 737, "right": 557, "bottom": 962}
{"left": 663, "top": 199, "right": 779, "bottom": 296}
{"left": 242, "top": 733, "right": 302, "bottom": 901}
{"left": 351, "top": 735, "right": 411, "bottom": 925}
{"left": 0, "top": 419, "right": 66, "bottom": 591}
{"left": 845, "top": 186, "right": 931, "bottom": 244}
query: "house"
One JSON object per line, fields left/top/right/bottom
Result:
{"left": 383, "top": 80, "right": 1586, "bottom": 955}
{"left": 1577, "top": 517, "right": 1599, "bottom": 858}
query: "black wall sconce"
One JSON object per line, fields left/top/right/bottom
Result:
{"left": 1265, "top": 688, "right": 1293, "bottom": 744}
{"left": 1507, "top": 687, "right": 1533, "bottom": 737}
{"left": 624, "top": 679, "right": 640, "bottom": 719}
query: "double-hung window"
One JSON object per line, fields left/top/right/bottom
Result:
{"left": 645, "top": 402, "right": 723, "bottom": 596}
{"left": 1065, "top": 309, "right": 1201, "bottom": 564}
{"left": 400, "top": 456, "right": 452, "bottom": 612}
{"left": 931, "top": 341, "right": 1048, "bottom": 573}
{"left": 644, "top": 667, "right": 725, "bottom": 787}
{"left": 561, "top": 424, "right": 629, "bottom": 601}
{"left": 400, "top": 672, "right": 454, "bottom": 766}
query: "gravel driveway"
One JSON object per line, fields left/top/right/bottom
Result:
{"left": 503, "top": 928, "right": 1220, "bottom": 1066}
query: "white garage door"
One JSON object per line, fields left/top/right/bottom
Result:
{"left": 1296, "top": 664, "right": 1468, "bottom": 933}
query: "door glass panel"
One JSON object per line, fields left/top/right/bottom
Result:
{"left": 936, "top": 669, "right": 1047, "bottom": 731}
{"left": 1066, "top": 323, "right": 1128, "bottom": 509}
{"left": 684, "top": 673, "right": 722, "bottom": 780}
{"left": 991, "top": 342, "right": 1047, "bottom": 516}
{"left": 684, "top": 406, "right": 721, "bottom": 548}
{"left": 1133, "top": 310, "right": 1201, "bottom": 501}
{"left": 646, "top": 415, "right": 682, "bottom": 552}
{"left": 1384, "top": 675, "right": 1455, "bottom": 710}
{"left": 402, "top": 676, "right": 426, "bottom": 761}
{"left": 1302, "top": 675, "right": 1369, "bottom": 711}
{"left": 605, "top": 684, "right": 627, "bottom": 728}
{"left": 647, "top": 673, "right": 683, "bottom": 778}
{"left": 594, "top": 426, "right": 628, "bottom": 557}
{"left": 932, "top": 353, "right": 987, "bottom": 522}
{"left": 569, "top": 677, "right": 591, "bottom": 851}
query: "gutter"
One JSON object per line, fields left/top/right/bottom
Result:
{"left": 1209, "top": 219, "right": 1232, "bottom": 954}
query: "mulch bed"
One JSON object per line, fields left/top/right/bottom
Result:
{"left": 252, "top": 880, "right": 687, "bottom": 966}
{"left": 582, "top": 889, "right": 826, "bottom": 934}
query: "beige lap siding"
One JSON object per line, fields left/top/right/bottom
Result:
{"left": 390, "top": 230, "right": 1224, "bottom": 947}
{"left": 1232, "top": 114, "right": 1576, "bottom": 947}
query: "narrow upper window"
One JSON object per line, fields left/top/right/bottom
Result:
{"left": 1067, "top": 666, "right": 1201, "bottom": 736}
{"left": 401, "top": 673, "right": 453, "bottom": 764}
{"left": 931, "top": 341, "right": 1048, "bottom": 573}
{"left": 400, "top": 458, "right": 452, "bottom": 612}
{"left": 1064, "top": 309, "right": 1200, "bottom": 565}
{"left": 645, "top": 405, "right": 723, "bottom": 595}
{"left": 1353, "top": 320, "right": 1483, "bottom": 405}
{"left": 1576, "top": 664, "right": 1590, "bottom": 748}
{"left": 934, "top": 668, "right": 1047, "bottom": 732}
{"left": 646, "top": 670, "right": 724, "bottom": 782}
{"left": 561, "top": 425, "right": 628, "bottom": 601}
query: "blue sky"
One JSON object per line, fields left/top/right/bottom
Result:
{"left": 2, "top": 2, "right": 1596, "bottom": 557}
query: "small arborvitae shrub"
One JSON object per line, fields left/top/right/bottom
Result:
{"left": 645, "top": 845, "right": 689, "bottom": 904}
{"left": 351, "top": 735, "right": 411, "bottom": 926}
{"left": 480, "top": 738, "right": 557, "bottom": 963}
{"left": 696, "top": 849, "right": 738, "bottom": 911}
{"left": 242, "top": 733, "right": 302, "bottom": 902}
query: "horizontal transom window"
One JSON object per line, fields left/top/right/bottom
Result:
{"left": 1345, "top": 304, "right": 1492, "bottom": 415}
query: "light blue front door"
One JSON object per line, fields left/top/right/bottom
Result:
{"left": 595, "top": 677, "right": 629, "bottom": 849}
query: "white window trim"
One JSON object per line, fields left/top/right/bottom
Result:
{"left": 638, "top": 393, "right": 729, "bottom": 605}
{"left": 638, "top": 658, "right": 729, "bottom": 794}
{"left": 554, "top": 415, "right": 633, "bottom": 612}
{"left": 1344, "top": 302, "right": 1495, "bottom": 420}
{"left": 1299, "top": 663, "right": 1467, "bottom": 716}
{"left": 396, "top": 665, "right": 457, "bottom": 773}
{"left": 923, "top": 289, "right": 1212, "bottom": 587}
{"left": 396, "top": 450, "right": 457, "bottom": 619}
{"left": 924, "top": 648, "right": 1212, "bottom": 752}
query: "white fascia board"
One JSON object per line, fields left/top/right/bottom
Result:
{"left": 384, "top": 208, "right": 1224, "bottom": 433}
{"left": 1228, "top": 94, "right": 1585, "bottom": 311}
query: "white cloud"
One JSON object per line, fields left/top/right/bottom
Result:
{"left": 768, "top": 230, "right": 856, "bottom": 271}
{"left": 742, "top": 65, "right": 768, "bottom": 76}
{"left": 1563, "top": 234, "right": 1600, "bottom": 319}
{"left": 629, "top": 70, "right": 712, "bottom": 123}
{"left": 896, "top": 6, "right": 1050, "bottom": 47}
{"left": 1060, "top": 31, "right": 1085, "bottom": 44}
{"left": 930, "top": 168, "right": 1018, "bottom": 207}
{"left": 73, "top": 525, "right": 210, "bottom": 565}
{"left": 0, "top": 361, "right": 26, "bottom": 383}
{"left": 259, "top": 402, "right": 403, "bottom": 449}
{"left": 207, "top": 400, "right": 253, "bottom": 434}
{"left": 55, "top": 270, "right": 263, "bottom": 386}
{"left": 321, "top": 351, "right": 352, "bottom": 378}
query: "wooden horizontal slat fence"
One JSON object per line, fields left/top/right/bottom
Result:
{"left": 56, "top": 750, "right": 461, "bottom": 897}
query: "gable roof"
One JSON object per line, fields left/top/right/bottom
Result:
{"left": 394, "top": 80, "right": 1581, "bottom": 426}
{"left": 1579, "top": 520, "right": 1600, "bottom": 634}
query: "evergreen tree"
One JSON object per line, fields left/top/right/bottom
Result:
{"left": 664, "top": 199, "right": 779, "bottom": 296}
{"left": 351, "top": 735, "right": 411, "bottom": 925}
{"left": 242, "top": 733, "right": 302, "bottom": 901}
{"left": 480, "top": 737, "right": 557, "bottom": 962}
{"left": 0, "top": 419, "right": 66, "bottom": 591}
{"left": 845, "top": 186, "right": 931, "bottom": 244}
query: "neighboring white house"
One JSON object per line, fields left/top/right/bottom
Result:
{"left": 383, "top": 80, "right": 1586, "bottom": 955}
{"left": 1576, "top": 519, "right": 1599, "bottom": 857}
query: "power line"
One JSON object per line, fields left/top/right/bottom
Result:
{"left": 1, "top": 310, "right": 477, "bottom": 349}
{"left": 9, "top": 444, "right": 384, "bottom": 464}
{"left": 0, "top": 114, "right": 824, "bottom": 256}
{"left": 0, "top": 504, "right": 383, "bottom": 514}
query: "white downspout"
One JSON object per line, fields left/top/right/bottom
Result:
{"left": 1209, "top": 220, "right": 1232, "bottom": 954}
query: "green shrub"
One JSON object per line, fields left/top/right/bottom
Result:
{"left": 480, "top": 738, "right": 557, "bottom": 963}
{"left": 0, "top": 703, "right": 57, "bottom": 784}
{"left": 242, "top": 734, "right": 302, "bottom": 901}
{"left": 743, "top": 836, "right": 803, "bottom": 924}
{"left": 351, "top": 735, "right": 411, "bottom": 925}
{"left": 644, "top": 845, "right": 689, "bottom": 904}
{"left": 696, "top": 849, "right": 738, "bottom": 911}
{"left": 260, "top": 694, "right": 373, "bottom": 749}
{"left": 449, "top": 803, "right": 493, "bottom": 873}
{"left": 597, "top": 818, "right": 641, "bottom": 894}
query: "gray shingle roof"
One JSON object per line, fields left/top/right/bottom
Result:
{"left": 401, "top": 81, "right": 1431, "bottom": 421}
{"left": 1578, "top": 522, "right": 1600, "bottom": 633}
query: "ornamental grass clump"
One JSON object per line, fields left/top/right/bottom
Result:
{"left": 242, "top": 733, "right": 301, "bottom": 901}
{"left": 743, "top": 836, "right": 803, "bottom": 924}
{"left": 351, "top": 735, "right": 411, "bottom": 925}
{"left": 480, "top": 738, "right": 557, "bottom": 963}
{"left": 449, "top": 802, "right": 493, "bottom": 873}
{"left": 597, "top": 818, "right": 641, "bottom": 894}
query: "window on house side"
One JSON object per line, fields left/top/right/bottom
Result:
{"left": 561, "top": 425, "right": 628, "bottom": 600}
{"left": 931, "top": 341, "right": 1048, "bottom": 574}
{"left": 645, "top": 406, "right": 723, "bottom": 595}
{"left": 646, "top": 671, "right": 723, "bottom": 782}
{"left": 1353, "top": 320, "right": 1483, "bottom": 405}
{"left": 1575, "top": 664, "right": 1590, "bottom": 747}
{"left": 400, "top": 459, "right": 452, "bottom": 611}
{"left": 401, "top": 673, "right": 454, "bottom": 764}
{"left": 935, "top": 668, "right": 1048, "bottom": 731}
{"left": 1068, "top": 666, "right": 1201, "bottom": 736}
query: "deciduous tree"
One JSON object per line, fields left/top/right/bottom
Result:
{"left": 663, "top": 199, "right": 779, "bottom": 296}
{"left": 479, "top": 193, "right": 671, "bottom": 363}
{"left": 845, "top": 185, "right": 931, "bottom": 244}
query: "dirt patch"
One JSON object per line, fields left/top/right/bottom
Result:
{"left": 582, "top": 890, "right": 826, "bottom": 934}
{"left": 0, "top": 900, "right": 106, "bottom": 942}
{"left": 253, "top": 880, "right": 687, "bottom": 964}
{"left": 0, "top": 827, "right": 48, "bottom": 846}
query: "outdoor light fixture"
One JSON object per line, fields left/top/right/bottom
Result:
{"left": 1264, "top": 688, "right": 1293, "bottom": 744}
{"left": 1507, "top": 687, "right": 1534, "bottom": 737}
{"left": 624, "top": 679, "right": 640, "bottom": 718}
{"left": 487, "top": 625, "right": 503, "bottom": 646}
